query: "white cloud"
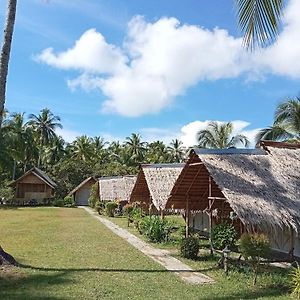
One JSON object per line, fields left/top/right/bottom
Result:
{"left": 37, "top": 0, "right": 300, "bottom": 117}
{"left": 55, "top": 128, "right": 81, "bottom": 143}
{"left": 36, "top": 28, "right": 127, "bottom": 74}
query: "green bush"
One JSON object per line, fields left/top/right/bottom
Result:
{"left": 291, "top": 266, "right": 300, "bottom": 299}
{"left": 138, "top": 216, "right": 172, "bottom": 243}
{"left": 64, "top": 196, "right": 75, "bottom": 207}
{"left": 0, "top": 181, "right": 14, "bottom": 205}
{"left": 240, "top": 233, "right": 271, "bottom": 285}
{"left": 95, "top": 201, "right": 105, "bottom": 214}
{"left": 88, "top": 182, "right": 99, "bottom": 208}
{"left": 240, "top": 233, "right": 270, "bottom": 260}
{"left": 52, "top": 199, "right": 64, "bottom": 207}
{"left": 105, "top": 201, "right": 118, "bottom": 217}
{"left": 211, "top": 222, "right": 237, "bottom": 250}
{"left": 180, "top": 236, "right": 200, "bottom": 259}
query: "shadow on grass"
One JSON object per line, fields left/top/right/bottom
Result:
{"left": 19, "top": 263, "right": 216, "bottom": 273}
{"left": 201, "top": 284, "right": 289, "bottom": 300}
{"left": 0, "top": 205, "right": 18, "bottom": 210}
{"left": 0, "top": 271, "right": 71, "bottom": 300}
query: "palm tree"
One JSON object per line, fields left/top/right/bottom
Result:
{"left": 69, "top": 135, "right": 94, "bottom": 162}
{"left": 198, "top": 121, "right": 249, "bottom": 149}
{"left": 125, "top": 133, "right": 147, "bottom": 164}
{"left": 27, "top": 108, "right": 62, "bottom": 166}
{"left": 44, "top": 135, "right": 65, "bottom": 165}
{"left": 236, "top": 0, "right": 284, "bottom": 49}
{"left": 167, "top": 139, "right": 186, "bottom": 162}
{"left": 256, "top": 98, "right": 300, "bottom": 143}
{"left": 0, "top": 0, "right": 17, "bottom": 128}
{"left": 146, "top": 141, "right": 170, "bottom": 164}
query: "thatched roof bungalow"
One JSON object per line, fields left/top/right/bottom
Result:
{"left": 10, "top": 167, "right": 56, "bottom": 204}
{"left": 68, "top": 177, "right": 97, "bottom": 206}
{"left": 167, "top": 141, "right": 300, "bottom": 257}
{"left": 99, "top": 176, "right": 136, "bottom": 203}
{"left": 130, "top": 164, "right": 184, "bottom": 212}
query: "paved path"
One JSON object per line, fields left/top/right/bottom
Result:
{"left": 81, "top": 206, "right": 214, "bottom": 285}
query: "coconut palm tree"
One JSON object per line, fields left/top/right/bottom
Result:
{"left": 44, "top": 135, "right": 66, "bottom": 165}
{"left": 146, "top": 141, "right": 170, "bottom": 164}
{"left": 167, "top": 139, "right": 186, "bottom": 162}
{"left": 69, "top": 135, "right": 94, "bottom": 162}
{"left": 27, "top": 108, "right": 62, "bottom": 166}
{"left": 236, "top": 0, "right": 284, "bottom": 49}
{"left": 256, "top": 98, "right": 300, "bottom": 143}
{"left": 198, "top": 121, "right": 250, "bottom": 149}
{"left": 125, "top": 133, "right": 147, "bottom": 164}
{"left": 0, "top": 0, "right": 17, "bottom": 128}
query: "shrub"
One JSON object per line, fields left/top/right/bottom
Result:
{"left": 88, "top": 182, "right": 99, "bottom": 208}
{"left": 52, "top": 199, "right": 64, "bottom": 207}
{"left": 95, "top": 201, "right": 105, "bottom": 214}
{"left": 291, "top": 266, "right": 300, "bottom": 299}
{"left": 64, "top": 196, "right": 75, "bottom": 207}
{"left": 240, "top": 233, "right": 271, "bottom": 285}
{"left": 0, "top": 181, "right": 14, "bottom": 205}
{"left": 105, "top": 201, "right": 118, "bottom": 217}
{"left": 138, "top": 216, "right": 172, "bottom": 243}
{"left": 211, "top": 222, "right": 237, "bottom": 250}
{"left": 180, "top": 236, "right": 200, "bottom": 259}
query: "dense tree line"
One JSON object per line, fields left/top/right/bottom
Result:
{"left": 0, "top": 108, "right": 187, "bottom": 198}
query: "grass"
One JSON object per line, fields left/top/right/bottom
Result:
{"left": 0, "top": 208, "right": 292, "bottom": 300}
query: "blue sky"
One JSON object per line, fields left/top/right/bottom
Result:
{"left": 1, "top": 0, "right": 300, "bottom": 146}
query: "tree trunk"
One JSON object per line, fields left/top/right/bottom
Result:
{"left": 0, "top": 246, "right": 17, "bottom": 266}
{"left": 0, "top": 0, "right": 17, "bottom": 128}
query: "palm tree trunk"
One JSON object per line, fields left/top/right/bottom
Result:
{"left": 0, "top": 0, "right": 17, "bottom": 263}
{"left": 0, "top": 0, "right": 17, "bottom": 128}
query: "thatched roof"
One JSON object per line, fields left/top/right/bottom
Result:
{"left": 168, "top": 143, "right": 300, "bottom": 232}
{"left": 68, "top": 177, "right": 97, "bottom": 196}
{"left": 99, "top": 176, "right": 137, "bottom": 202}
{"left": 130, "top": 164, "right": 184, "bottom": 210}
{"left": 10, "top": 167, "right": 56, "bottom": 189}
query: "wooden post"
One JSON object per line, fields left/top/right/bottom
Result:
{"left": 289, "top": 226, "right": 295, "bottom": 260}
{"left": 160, "top": 209, "right": 164, "bottom": 219}
{"left": 185, "top": 195, "right": 189, "bottom": 238}
{"left": 209, "top": 176, "right": 213, "bottom": 255}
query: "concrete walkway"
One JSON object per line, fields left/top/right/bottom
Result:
{"left": 81, "top": 206, "right": 214, "bottom": 285}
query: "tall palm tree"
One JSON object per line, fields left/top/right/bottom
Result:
{"left": 146, "top": 141, "right": 170, "bottom": 164}
{"left": 236, "top": 0, "right": 284, "bottom": 49}
{"left": 69, "top": 135, "right": 94, "bottom": 162}
{"left": 27, "top": 108, "right": 62, "bottom": 166}
{"left": 0, "top": 0, "right": 17, "bottom": 128}
{"left": 198, "top": 121, "right": 249, "bottom": 149}
{"left": 256, "top": 98, "right": 300, "bottom": 143}
{"left": 44, "top": 135, "right": 65, "bottom": 165}
{"left": 125, "top": 133, "right": 147, "bottom": 163}
{"left": 167, "top": 139, "right": 186, "bottom": 163}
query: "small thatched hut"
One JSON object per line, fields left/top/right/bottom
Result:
{"left": 130, "top": 163, "right": 184, "bottom": 213}
{"left": 68, "top": 177, "right": 97, "bottom": 206}
{"left": 167, "top": 141, "right": 300, "bottom": 257}
{"left": 99, "top": 176, "right": 136, "bottom": 205}
{"left": 10, "top": 167, "right": 56, "bottom": 204}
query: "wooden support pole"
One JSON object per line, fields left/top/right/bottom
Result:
{"left": 209, "top": 176, "right": 213, "bottom": 255}
{"left": 289, "top": 226, "right": 295, "bottom": 260}
{"left": 160, "top": 209, "right": 164, "bottom": 219}
{"left": 185, "top": 195, "right": 189, "bottom": 238}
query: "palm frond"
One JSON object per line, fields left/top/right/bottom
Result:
{"left": 236, "top": 0, "right": 283, "bottom": 50}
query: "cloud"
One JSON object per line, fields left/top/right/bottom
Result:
{"left": 55, "top": 128, "right": 81, "bottom": 143}
{"left": 179, "top": 120, "right": 259, "bottom": 148}
{"left": 37, "top": 0, "right": 300, "bottom": 117}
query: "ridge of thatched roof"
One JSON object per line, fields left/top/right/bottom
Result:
{"left": 99, "top": 176, "right": 136, "bottom": 202}
{"left": 10, "top": 167, "right": 56, "bottom": 188}
{"left": 141, "top": 163, "right": 184, "bottom": 210}
{"left": 192, "top": 145, "right": 300, "bottom": 231}
{"left": 68, "top": 177, "right": 97, "bottom": 196}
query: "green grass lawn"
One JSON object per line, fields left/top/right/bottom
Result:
{"left": 0, "top": 208, "right": 292, "bottom": 300}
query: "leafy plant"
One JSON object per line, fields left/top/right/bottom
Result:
{"left": 211, "top": 222, "right": 237, "bottom": 250}
{"left": 138, "top": 216, "right": 172, "bottom": 243}
{"left": 88, "top": 182, "right": 99, "bottom": 208}
{"left": 52, "top": 198, "right": 64, "bottom": 207}
{"left": 64, "top": 196, "right": 75, "bottom": 208}
{"left": 240, "top": 233, "right": 271, "bottom": 285}
{"left": 0, "top": 182, "right": 14, "bottom": 205}
{"left": 105, "top": 201, "right": 118, "bottom": 217}
{"left": 95, "top": 201, "right": 105, "bottom": 215}
{"left": 180, "top": 236, "right": 200, "bottom": 259}
{"left": 291, "top": 266, "right": 300, "bottom": 299}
